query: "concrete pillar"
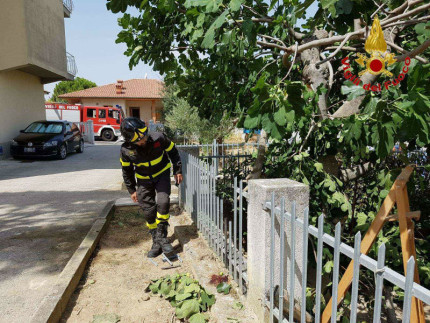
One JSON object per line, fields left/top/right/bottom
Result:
{"left": 247, "top": 179, "right": 309, "bottom": 322}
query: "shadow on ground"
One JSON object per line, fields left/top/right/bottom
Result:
{"left": 0, "top": 144, "right": 121, "bottom": 181}
{"left": 0, "top": 189, "right": 128, "bottom": 284}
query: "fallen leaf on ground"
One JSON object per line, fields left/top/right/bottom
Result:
{"left": 92, "top": 313, "right": 120, "bottom": 323}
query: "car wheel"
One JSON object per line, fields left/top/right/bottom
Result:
{"left": 76, "top": 139, "right": 84, "bottom": 153}
{"left": 101, "top": 129, "right": 115, "bottom": 141}
{"left": 57, "top": 144, "right": 67, "bottom": 160}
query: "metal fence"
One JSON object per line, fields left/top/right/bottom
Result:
{"left": 179, "top": 150, "right": 249, "bottom": 293}
{"left": 265, "top": 196, "right": 430, "bottom": 323}
{"left": 177, "top": 139, "right": 260, "bottom": 177}
{"left": 62, "top": 0, "right": 74, "bottom": 13}
{"left": 66, "top": 52, "right": 78, "bottom": 76}
{"left": 179, "top": 147, "right": 430, "bottom": 322}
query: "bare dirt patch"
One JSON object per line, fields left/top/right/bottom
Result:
{"left": 60, "top": 206, "right": 190, "bottom": 323}
{"left": 60, "top": 206, "right": 256, "bottom": 323}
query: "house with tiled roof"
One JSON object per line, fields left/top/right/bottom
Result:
{"left": 59, "top": 79, "right": 165, "bottom": 124}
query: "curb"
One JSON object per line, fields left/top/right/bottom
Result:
{"left": 30, "top": 200, "right": 117, "bottom": 323}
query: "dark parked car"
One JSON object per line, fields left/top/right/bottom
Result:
{"left": 10, "top": 120, "right": 84, "bottom": 160}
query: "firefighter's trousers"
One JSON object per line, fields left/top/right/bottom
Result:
{"left": 137, "top": 172, "right": 171, "bottom": 229}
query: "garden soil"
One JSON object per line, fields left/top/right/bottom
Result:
{"left": 60, "top": 206, "right": 257, "bottom": 323}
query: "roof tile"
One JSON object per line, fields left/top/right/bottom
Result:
{"left": 58, "top": 79, "right": 164, "bottom": 99}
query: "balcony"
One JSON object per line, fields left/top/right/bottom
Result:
{"left": 67, "top": 52, "right": 78, "bottom": 77}
{"left": 63, "top": 0, "right": 74, "bottom": 18}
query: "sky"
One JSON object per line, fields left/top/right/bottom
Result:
{"left": 44, "top": 1, "right": 318, "bottom": 100}
{"left": 43, "top": 1, "right": 161, "bottom": 99}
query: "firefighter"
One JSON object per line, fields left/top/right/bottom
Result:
{"left": 119, "top": 117, "right": 182, "bottom": 257}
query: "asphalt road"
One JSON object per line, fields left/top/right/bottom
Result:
{"left": 0, "top": 142, "right": 129, "bottom": 323}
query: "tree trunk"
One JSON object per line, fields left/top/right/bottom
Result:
{"left": 246, "top": 129, "right": 267, "bottom": 181}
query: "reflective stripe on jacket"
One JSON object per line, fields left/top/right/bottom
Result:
{"left": 119, "top": 132, "right": 182, "bottom": 194}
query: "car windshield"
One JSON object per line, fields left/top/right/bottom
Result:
{"left": 24, "top": 122, "right": 63, "bottom": 134}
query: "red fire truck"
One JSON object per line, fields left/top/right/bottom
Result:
{"left": 45, "top": 103, "right": 124, "bottom": 141}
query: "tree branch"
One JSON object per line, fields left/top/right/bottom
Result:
{"left": 254, "top": 51, "right": 282, "bottom": 58}
{"left": 246, "top": 130, "right": 267, "bottom": 181}
{"left": 251, "top": 17, "right": 273, "bottom": 23}
{"left": 242, "top": 4, "right": 270, "bottom": 19}
{"left": 381, "top": 3, "right": 430, "bottom": 26}
{"left": 283, "top": 30, "right": 364, "bottom": 55}
{"left": 320, "top": 53, "right": 334, "bottom": 91}
{"left": 256, "top": 3, "right": 429, "bottom": 61}
{"left": 316, "top": 33, "right": 355, "bottom": 67}
{"left": 258, "top": 34, "right": 287, "bottom": 48}
{"left": 257, "top": 40, "right": 288, "bottom": 51}
{"left": 382, "top": 14, "right": 430, "bottom": 29}
{"left": 324, "top": 45, "right": 362, "bottom": 52}
{"left": 280, "top": 42, "right": 298, "bottom": 83}
{"left": 386, "top": 40, "right": 429, "bottom": 63}
{"left": 394, "top": 39, "right": 430, "bottom": 62}
{"left": 340, "top": 162, "right": 375, "bottom": 182}
{"left": 386, "top": 0, "right": 424, "bottom": 16}
{"left": 289, "top": 27, "right": 306, "bottom": 40}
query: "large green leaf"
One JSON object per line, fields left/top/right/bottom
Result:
{"left": 189, "top": 313, "right": 209, "bottom": 323}
{"left": 176, "top": 292, "right": 193, "bottom": 301}
{"left": 229, "top": 0, "right": 243, "bottom": 11}
{"left": 243, "top": 115, "right": 260, "bottom": 129}
{"left": 335, "top": 0, "right": 352, "bottom": 15}
{"left": 341, "top": 84, "right": 365, "bottom": 101}
{"left": 201, "top": 10, "right": 228, "bottom": 48}
{"left": 106, "top": 0, "right": 130, "bottom": 13}
{"left": 216, "top": 282, "right": 231, "bottom": 294}
{"left": 201, "top": 28, "right": 216, "bottom": 48}
{"left": 200, "top": 291, "right": 216, "bottom": 311}
{"left": 274, "top": 106, "right": 288, "bottom": 126}
{"left": 211, "top": 10, "right": 228, "bottom": 29}
{"left": 176, "top": 299, "right": 201, "bottom": 319}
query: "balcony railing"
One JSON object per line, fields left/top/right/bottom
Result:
{"left": 66, "top": 52, "right": 77, "bottom": 76}
{"left": 63, "top": 0, "right": 74, "bottom": 15}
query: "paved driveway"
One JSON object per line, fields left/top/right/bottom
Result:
{"left": 0, "top": 143, "right": 129, "bottom": 323}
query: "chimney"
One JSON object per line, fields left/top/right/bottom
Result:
{"left": 116, "top": 80, "right": 124, "bottom": 95}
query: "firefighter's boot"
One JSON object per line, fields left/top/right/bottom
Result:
{"left": 147, "top": 228, "right": 162, "bottom": 258}
{"left": 156, "top": 222, "right": 174, "bottom": 254}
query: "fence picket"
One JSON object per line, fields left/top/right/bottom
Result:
{"left": 233, "top": 177, "right": 238, "bottom": 282}
{"left": 331, "top": 223, "right": 342, "bottom": 323}
{"left": 270, "top": 192, "right": 275, "bottom": 323}
{"left": 229, "top": 220, "right": 233, "bottom": 277}
{"left": 315, "top": 214, "right": 325, "bottom": 322}
{"left": 350, "top": 232, "right": 361, "bottom": 323}
{"left": 301, "top": 207, "right": 309, "bottom": 323}
{"left": 402, "top": 256, "right": 415, "bottom": 323}
{"left": 239, "top": 179, "right": 244, "bottom": 293}
{"left": 372, "top": 244, "right": 386, "bottom": 323}
{"left": 289, "top": 201, "right": 296, "bottom": 323}
{"left": 279, "top": 197, "right": 286, "bottom": 322}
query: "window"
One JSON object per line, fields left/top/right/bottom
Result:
{"left": 131, "top": 108, "right": 140, "bottom": 118}
{"left": 99, "top": 109, "right": 106, "bottom": 118}
{"left": 24, "top": 122, "right": 63, "bottom": 134}
{"left": 87, "top": 108, "right": 96, "bottom": 118}
{"left": 108, "top": 109, "right": 119, "bottom": 120}
{"left": 66, "top": 123, "right": 72, "bottom": 132}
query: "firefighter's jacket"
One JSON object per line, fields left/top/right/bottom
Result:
{"left": 120, "top": 132, "right": 182, "bottom": 194}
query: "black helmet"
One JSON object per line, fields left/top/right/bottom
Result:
{"left": 120, "top": 117, "right": 148, "bottom": 143}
